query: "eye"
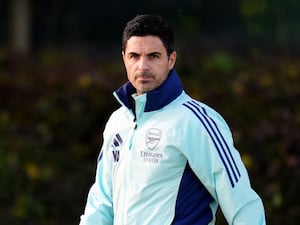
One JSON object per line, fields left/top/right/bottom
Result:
{"left": 149, "top": 53, "right": 160, "bottom": 59}
{"left": 128, "top": 53, "right": 139, "bottom": 59}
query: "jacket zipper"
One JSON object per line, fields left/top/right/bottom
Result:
{"left": 129, "top": 107, "right": 137, "bottom": 150}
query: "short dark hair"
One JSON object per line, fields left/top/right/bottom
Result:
{"left": 122, "top": 15, "right": 174, "bottom": 56}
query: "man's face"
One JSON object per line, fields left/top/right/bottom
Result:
{"left": 122, "top": 36, "right": 176, "bottom": 95}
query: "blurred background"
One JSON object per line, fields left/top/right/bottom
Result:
{"left": 0, "top": 0, "right": 299, "bottom": 224}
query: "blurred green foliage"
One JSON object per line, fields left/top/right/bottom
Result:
{"left": 0, "top": 51, "right": 124, "bottom": 224}
{"left": 0, "top": 47, "right": 299, "bottom": 225}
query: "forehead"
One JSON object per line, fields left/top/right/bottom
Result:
{"left": 125, "top": 36, "right": 166, "bottom": 54}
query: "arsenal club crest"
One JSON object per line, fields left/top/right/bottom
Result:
{"left": 145, "top": 128, "right": 162, "bottom": 150}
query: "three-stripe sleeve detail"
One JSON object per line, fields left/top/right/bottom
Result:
{"left": 183, "top": 100, "right": 241, "bottom": 187}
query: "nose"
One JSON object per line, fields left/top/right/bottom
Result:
{"left": 138, "top": 56, "right": 149, "bottom": 71}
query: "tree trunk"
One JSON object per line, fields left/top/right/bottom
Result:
{"left": 10, "top": 0, "right": 31, "bottom": 54}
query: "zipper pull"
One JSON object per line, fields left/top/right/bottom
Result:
{"left": 133, "top": 117, "right": 137, "bottom": 129}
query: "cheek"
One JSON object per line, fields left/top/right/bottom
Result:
{"left": 126, "top": 66, "right": 136, "bottom": 82}
{"left": 125, "top": 61, "right": 136, "bottom": 72}
{"left": 123, "top": 64, "right": 132, "bottom": 76}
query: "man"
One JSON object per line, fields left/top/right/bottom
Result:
{"left": 79, "top": 14, "right": 266, "bottom": 225}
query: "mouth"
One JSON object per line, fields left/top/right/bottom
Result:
{"left": 137, "top": 76, "right": 153, "bottom": 81}
{"left": 136, "top": 72, "right": 154, "bottom": 82}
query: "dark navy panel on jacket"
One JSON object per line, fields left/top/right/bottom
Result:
{"left": 172, "top": 163, "right": 214, "bottom": 225}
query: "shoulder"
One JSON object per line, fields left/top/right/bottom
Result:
{"left": 103, "top": 106, "right": 131, "bottom": 132}
{"left": 182, "top": 97, "right": 225, "bottom": 124}
{"left": 176, "top": 92, "right": 233, "bottom": 137}
{"left": 171, "top": 92, "right": 223, "bottom": 121}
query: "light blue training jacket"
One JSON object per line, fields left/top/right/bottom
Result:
{"left": 79, "top": 69, "right": 266, "bottom": 225}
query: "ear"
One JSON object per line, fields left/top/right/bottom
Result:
{"left": 122, "top": 51, "right": 125, "bottom": 61}
{"left": 168, "top": 51, "right": 177, "bottom": 70}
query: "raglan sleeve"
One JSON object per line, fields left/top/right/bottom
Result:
{"left": 181, "top": 106, "right": 266, "bottom": 225}
{"left": 79, "top": 125, "right": 114, "bottom": 225}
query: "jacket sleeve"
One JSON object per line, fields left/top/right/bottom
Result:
{"left": 180, "top": 105, "right": 266, "bottom": 225}
{"left": 79, "top": 134, "right": 114, "bottom": 225}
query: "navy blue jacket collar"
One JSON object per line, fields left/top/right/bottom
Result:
{"left": 114, "top": 69, "right": 183, "bottom": 112}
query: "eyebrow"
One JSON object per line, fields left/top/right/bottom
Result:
{"left": 148, "top": 52, "right": 161, "bottom": 56}
{"left": 127, "top": 51, "right": 162, "bottom": 56}
{"left": 127, "top": 51, "right": 139, "bottom": 56}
